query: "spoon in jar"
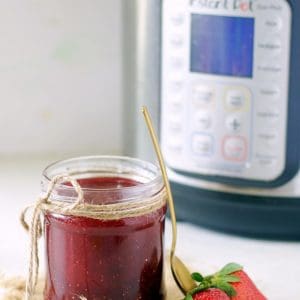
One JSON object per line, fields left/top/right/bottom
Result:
{"left": 142, "top": 106, "right": 197, "bottom": 294}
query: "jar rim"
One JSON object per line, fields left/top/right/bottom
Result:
{"left": 42, "top": 156, "right": 163, "bottom": 201}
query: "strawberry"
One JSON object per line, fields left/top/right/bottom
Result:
{"left": 184, "top": 263, "right": 266, "bottom": 300}
{"left": 231, "top": 270, "right": 266, "bottom": 300}
{"left": 192, "top": 288, "right": 230, "bottom": 300}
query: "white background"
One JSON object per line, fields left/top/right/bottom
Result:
{"left": 0, "top": 0, "right": 123, "bottom": 158}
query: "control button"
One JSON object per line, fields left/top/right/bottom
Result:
{"left": 256, "top": 3, "right": 284, "bottom": 12}
{"left": 257, "top": 64, "right": 282, "bottom": 76}
{"left": 255, "top": 153, "right": 278, "bottom": 168}
{"left": 223, "top": 136, "right": 247, "bottom": 162}
{"left": 168, "top": 115, "right": 183, "bottom": 132}
{"left": 170, "top": 13, "right": 185, "bottom": 26}
{"left": 170, "top": 57, "right": 184, "bottom": 69}
{"left": 226, "top": 115, "right": 242, "bottom": 133}
{"left": 170, "top": 34, "right": 184, "bottom": 47}
{"left": 257, "top": 39, "right": 282, "bottom": 56}
{"left": 259, "top": 86, "right": 280, "bottom": 101}
{"left": 193, "top": 112, "right": 212, "bottom": 130}
{"left": 167, "top": 138, "right": 183, "bottom": 153}
{"left": 169, "top": 98, "right": 183, "bottom": 113}
{"left": 257, "top": 131, "right": 278, "bottom": 148}
{"left": 192, "top": 134, "right": 213, "bottom": 156}
{"left": 170, "top": 80, "right": 183, "bottom": 92}
{"left": 192, "top": 85, "right": 214, "bottom": 107}
{"left": 168, "top": 121, "right": 182, "bottom": 132}
{"left": 226, "top": 90, "right": 245, "bottom": 110}
{"left": 257, "top": 108, "right": 280, "bottom": 126}
{"left": 225, "top": 87, "right": 251, "bottom": 111}
{"left": 262, "top": 17, "right": 282, "bottom": 32}
{"left": 169, "top": 76, "right": 184, "bottom": 92}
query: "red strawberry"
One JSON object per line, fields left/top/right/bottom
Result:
{"left": 231, "top": 270, "right": 266, "bottom": 300}
{"left": 184, "top": 263, "right": 266, "bottom": 300}
{"left": 192, "top": 288, "right": 230, "bottom": 300}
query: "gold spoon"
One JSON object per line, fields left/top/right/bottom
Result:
{"left": 142, "top": 106, "right": 197, "bottom": 294}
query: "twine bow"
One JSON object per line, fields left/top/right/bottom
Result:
{"left": 20, "top": 175, "right": 84, "bottom": 300}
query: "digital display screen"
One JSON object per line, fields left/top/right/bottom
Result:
{"left": 190, "top": 14, "right": 255, "bottom": 78}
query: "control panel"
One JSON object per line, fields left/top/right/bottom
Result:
{"left": 161, "top": 0, "right": 291, "bottom": 181}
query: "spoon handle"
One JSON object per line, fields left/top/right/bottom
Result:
{"left": 142, "top": 106, "right": 197, "bottom": 294}
{"left": 142, "top": 106, "right": 177, "bottom": 255}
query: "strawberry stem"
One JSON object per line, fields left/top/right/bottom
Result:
{"left": 185, "top": 263, "right": 243, "bottom": 299}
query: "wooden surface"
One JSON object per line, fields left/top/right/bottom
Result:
{"left": 0, "top": 263, "right": 183, "bottom": 300}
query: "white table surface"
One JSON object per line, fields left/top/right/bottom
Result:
{"left": 1, "top": 157, "right": 300, "bottom": 299}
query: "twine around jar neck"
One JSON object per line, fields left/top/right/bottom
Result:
{"left": 20, "top": 174, "right": 166, "bottom": 300}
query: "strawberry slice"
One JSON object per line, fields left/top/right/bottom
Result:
{"left": 184, "top": 263, "right": 266, "bottom": 300}
{"left": 192, "top": 288, "right": 230, "bottom": 300}
{"left": 231, "top": 270, "right": 266, "bottom": 300}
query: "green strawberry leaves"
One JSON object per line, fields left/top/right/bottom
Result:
{"left": 219, "top": 263, "right": 243, "bottom": 276}
{"left": 222, "top": 275, "right": 241, "bottom": 283}
{"left": 191, "top": 272, "right": 204, "bottom": 283}
{"left": 185, "top": 294, "right": 193, "bottom": 300}
{"left": 183, "top": 262, "right": 243, "bottom": 300}
{"left": 215, "top": 281, "right": 237, "bottom": 297}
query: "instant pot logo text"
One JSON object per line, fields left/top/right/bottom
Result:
{"left": 190, "top": 0, "right": 255, "bottom": 12}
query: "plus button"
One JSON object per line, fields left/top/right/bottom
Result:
{"left": 226, "top": 116, "right": 242, "bottom": 133}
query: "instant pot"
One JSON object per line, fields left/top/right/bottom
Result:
{"left": 122, "top": 0, "right": 300, "bottom": 239}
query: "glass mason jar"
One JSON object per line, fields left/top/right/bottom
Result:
{"left": 41, "top": 156, "right": 167, "bottom": 300}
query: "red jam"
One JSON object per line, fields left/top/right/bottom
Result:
{"left": 44, "top": 177, "right": 166, "bottom": 300}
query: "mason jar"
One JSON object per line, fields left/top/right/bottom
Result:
{"left": 42, "top": 156, "right": 167, "bottom": 300}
